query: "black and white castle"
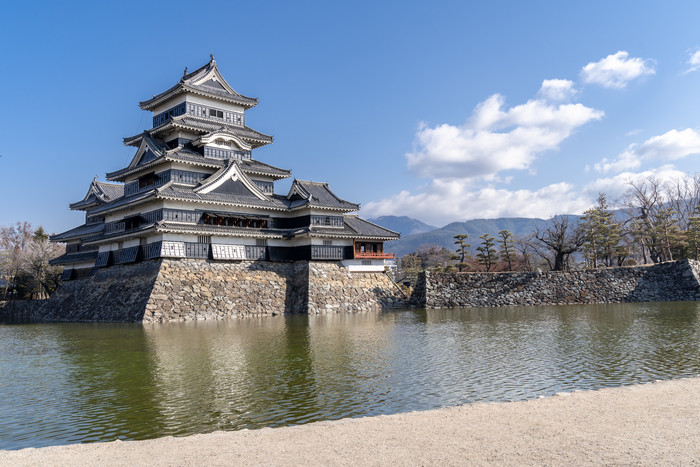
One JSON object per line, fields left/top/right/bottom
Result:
{"left": 51, "top": 56, "right": 398, "bottom": 279}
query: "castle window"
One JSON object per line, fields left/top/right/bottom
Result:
{"left": 124, "top": 216, "right": 141, "bottom": 230}
{"left": 209, "top": 109, "right": 224, "bottom": 119}
{"left": 138, "top": 172, "right": 156, "bottom": 188}
{"left": 323, "top": 240, "right": 333, "bottom": 246}
{"left": 197, "top": 235, "right": 211, "bottom": 244}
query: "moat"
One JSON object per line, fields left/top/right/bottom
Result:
{"left": 2, "top": 302, "right": 700, "bottom": 450}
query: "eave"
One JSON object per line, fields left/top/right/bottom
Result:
{"left": 138, "top": 84, "right": 258, "bottom": 111}
{"left": 156, "top": 222, "right": 284, "bottom": 239}
{"left": 49, "top": 250, "right": 99, "bottom": 266}
{"left": 156, "top": 191, "right": 288, "bottom": 212}
{"left": 105, "top": 154, "right": 222, "bottom": 182}
{"left": 287, "top": 204, "right": 359, "bottom": 213}
{"left": 307, "top": 231, "right": 399, "bottom": 241}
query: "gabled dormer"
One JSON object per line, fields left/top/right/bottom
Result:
{"left": 126, "top": 133, "right": 168, "bottom": 169}
{"left": 195, "top": 160, "right": 269, "bottom": 199}
{"left": 287, "top": 180, "right": 360, "bottom": 212}
{"left": 69, "top": 177, "right": 124, "bottom": 211}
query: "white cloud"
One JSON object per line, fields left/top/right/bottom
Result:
{"left": 686, "top": 50, "right": 700, "bottom": 73}
{"left": 363, "top": 165, "right": 694, "bottom": 225}
{"left": 584, "top": 165, "right": 688, "bottom": 201}
{"left": 580, "top": 51, "right": 656, "bottom": 88}
{"left": 406, "top": 91, "right": 603, "bottom": 180}
{"left": 362, "top": 180, "right": 593, "bottom": 225}
{"left": 594, "top": 128, "right": 700, "bottom": 173}
{"left": 537, "top": 79, "right": 577, "bottom": 101}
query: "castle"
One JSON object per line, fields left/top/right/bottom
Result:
{"left": 50, "top": 56, "right": 398, "bottom": 280}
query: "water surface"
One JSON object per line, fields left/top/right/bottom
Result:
{"left": 1, "top": 302, "right": 699, "bottom": 450}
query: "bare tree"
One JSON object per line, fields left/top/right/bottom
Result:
{"left": 21, "top": 227, "right": 64, "bottom": 299}
{"left": 665, "top": 173, "right": 700, "bottom": 232}
{"left": 0, "top": 222, "right": 33, "bottom": 299}
{"left": 514, "top": 235, "right": 535, "bottom": 272}
{"left": 621, "top": 176, "right": 690, "bottom": 264}
{"left": 533, "top": 216, "right": 584, "bottom": 271}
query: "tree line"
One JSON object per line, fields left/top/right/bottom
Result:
{"left": 1, "top": 222, "right": 64, "bottom": 300}
{"left": 396, "top": 174, "right": 700, "bottom": 281}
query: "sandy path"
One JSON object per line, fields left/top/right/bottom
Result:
{"left": 2, "top": 377, "right": 700, "bottom": 466}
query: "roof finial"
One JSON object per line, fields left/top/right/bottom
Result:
{"left": 210, "top": 53, "right": 215, "bottom": 62}
{"left": 183, "top": 66, "right": 188, "bottom": 76}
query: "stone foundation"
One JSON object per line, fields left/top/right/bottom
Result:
{"left": 31, "top": 259, "right": 407, "bottom": 323}
{"left": 412, "top": 259, "right": 700, "bottom": 308}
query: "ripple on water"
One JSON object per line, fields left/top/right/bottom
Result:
{"left": 1, "top": 302, "right": 700, "bottom": 450}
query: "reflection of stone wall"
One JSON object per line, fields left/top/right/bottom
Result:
{"left": 0, "top": 300, "right": 44, "bottom": 320}
{"left": 412, "top": 260, "right": 700, "bottom": 308}
{"left": 25, "top": 259, "right": 407, "bottom": 323}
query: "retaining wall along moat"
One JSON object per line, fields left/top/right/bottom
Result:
{"left": 4, "top": 259, "right": 407, "bottom": 323}
{"left": 4, "top": 259, "right": 700, "bottom": 323}
{"left": 410, "top": 259, "right": 700, "bottom": 308}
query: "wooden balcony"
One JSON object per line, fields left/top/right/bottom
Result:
{"left": 354, "top": 251, "right": 395, "bottom": 259}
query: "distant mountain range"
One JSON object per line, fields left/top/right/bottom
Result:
{"left": 367, "top": 215, "right": 571, "bottom": 257}
{"left": 366, "top": 216, "right": 437, "bottom": 236}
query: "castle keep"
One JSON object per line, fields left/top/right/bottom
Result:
{"left": 45, "top": 57, "right": 404, "bottom": 322}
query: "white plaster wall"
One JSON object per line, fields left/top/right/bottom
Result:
{"left": 341, "top": 259, "right": 389, "bottom": 272}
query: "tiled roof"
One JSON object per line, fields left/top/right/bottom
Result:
{"left": 239, "top": 159, "right": 290, "bottom": 179}
{"left": 158, "top": 185, "right": 288, "bottom": 210}
{"left": 300, "top": 216, "right": 399, "bottom": 240}
{"left": 123, "top": 117, "right": 272, "bottom": 149}
{"left": 105, "top": 149, "right": 223, "bottom": 181}
{"left": 343, "top": 216, "right": 400, "bottom": 238}
{"left": 50, "top": 222, "right": 105, "bottom": 242}
{"left": 156, "top": 222, "right": 284, "bottom": 238}
{"left": 49, "top": 250, "right": 99, "bottom": 265}
{"left": 70, "top": 179, "right": 125, "bottom": 210}
{"left": 288, "top": 180, "right": 359, "bottom": 211}
{"left": 162, "top": 116, "right": 272, "bottom": 144}
{"left": 87, "top": 188, "right": 158, "bottom": 215}
{"left": 139, "top": 58, "right": 258, "bottom": 110}
{"left": 97, "top": 181, "right": 124, "bottom": 200}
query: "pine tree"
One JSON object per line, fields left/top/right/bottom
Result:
{"left": 453, "top": 234, "right": 471, "bottom": 272}
{"left": 476, "top": 233, "right": 496, "bottom": 272}
{"left": 498, "top": 230, "right": 516, "bottom": 271}
{"left": 686, "top": 205, "right": 700, "bottom": 260}
{"left": 581, "top": 194, "right": 626, "bottom": 268}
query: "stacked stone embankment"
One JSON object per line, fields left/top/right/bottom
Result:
{"left": 20, "top": 259, "right": 407, "bottom": 323}
{"left": 412, "top": 259, "right": 700, "bottom": 308}
{"left": 306, "top": 262, "right": 406, "bottom": 314}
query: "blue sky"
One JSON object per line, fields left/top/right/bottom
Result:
{"left": 3, "top": 1, "right": 700, "bottom": 232}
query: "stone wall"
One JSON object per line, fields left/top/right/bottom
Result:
{"left": 412, "top": 259, "right": 700, "bottom": 308}
{"left": 30, "top": 259, "right": 407, "bottom": 323}
{"left": 144, "top": 259, "right": 296, "bottom": 322}
{"left": 41, "top": 260, "right": 162, "bottom": 321}
{"left": 306, "top": 262, "right": 407, "bottom": 314}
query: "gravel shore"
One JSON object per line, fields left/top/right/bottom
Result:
{"left": 3, "top": 377, "right": 699, "bottom": 466}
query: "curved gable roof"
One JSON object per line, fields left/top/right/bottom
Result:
{"left": 139, "top": 57, "right": 258, "bottom": 111}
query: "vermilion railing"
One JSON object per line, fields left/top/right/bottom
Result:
{"left": 354, "top": 252, "right": 395, "bottom": 259}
